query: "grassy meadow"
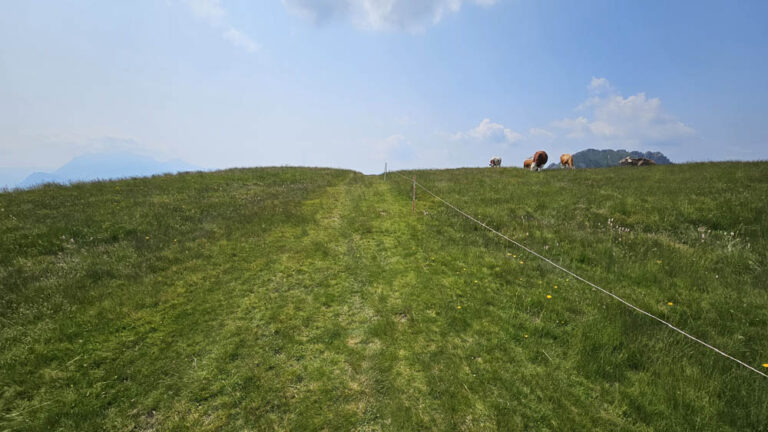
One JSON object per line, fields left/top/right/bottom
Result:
{"left": 1, "top": 163, "right": 767, "bottom": 430}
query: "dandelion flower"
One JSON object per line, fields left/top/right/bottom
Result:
{"left": 519, "top": 261, "right": 524, "bottom": 264}
{"left": 667, "top": 302, "right": 674, "bottom": 306}
{"left": 506, "top": 252, "right": 512, "bottom": 256}
{"left": 457, "top": 305, "right": 462, "bottom": 309}
{"left": 524, "top": 334, "right": 528, "bottom": 338}
{"left": 546, "top": 294, "right": 552, "bottom": 299}
{"left": 145, "top": 236, "right": 150, "bottom": 240}
{"left": 763, "top": 363, "right": 768, "bottom": 368}
{"left": 554, "top": 285, "right": 558, "bottom": 289}
{"left": 474, "top": 280, "right": 478, "bottom": 283}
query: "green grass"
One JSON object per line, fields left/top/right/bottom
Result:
{"left": 1, "top": 163, "right": 767, "bottom": 430}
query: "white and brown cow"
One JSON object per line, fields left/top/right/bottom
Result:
{"left": 489, "top": 156, "right": 502, "bottom": 167}
{"left": 530, "top": 151, "right": 548, "bottom": 171}
{"left": 619, "top": 156, "right": 656, "bottom": 166}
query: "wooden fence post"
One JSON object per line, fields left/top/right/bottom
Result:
{"left": 412, "top": 176, "right": 416, "bottom": 214}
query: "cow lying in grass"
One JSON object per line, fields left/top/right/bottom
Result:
{"left": 619, "top": 156, "right": 656, "bottom": 166}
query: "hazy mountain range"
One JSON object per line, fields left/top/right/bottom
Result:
{"left": 3, "top": 152, "right": 199, "bottom": 190}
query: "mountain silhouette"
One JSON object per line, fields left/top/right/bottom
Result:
{"left": 17, "top": 152, "right": 199, "bottom": 188}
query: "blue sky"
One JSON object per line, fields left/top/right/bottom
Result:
{"left": 1, "top": 0, "right": 767, "bottom": 179}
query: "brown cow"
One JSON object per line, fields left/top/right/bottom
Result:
{"left": 531, "top": 151, "right": 548, "bottom": 171}
{"left": 560, "top": 153, "right": 574, "bottom": 169}
{"left": 523, "top": 158, "right": 533, "bottom": 169}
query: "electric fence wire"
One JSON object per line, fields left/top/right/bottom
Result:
{"left": 390, "top": 170, "right": 768, "bottom": 379}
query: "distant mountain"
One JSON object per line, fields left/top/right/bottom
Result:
{"left": 17, "top": 152, "right": 199, "bottom": 188}
{"left": 546, "top": 149, "right": 672, "bottom": 169}
{"left": 0, "top": 167, "right": 38, "bottom": 190}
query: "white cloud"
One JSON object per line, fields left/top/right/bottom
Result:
{"left": 551, "top": 116, "right": 589, "bottom": 138}
{"left": 185, "top": 0, "right": 226, "bottom": 25}
{"left": 528, "top": 127, "right": 555, "bottom": 139}
{"left": 374, "top": 134, "right": 414, "bottom": 161}
{"left": 588, "top": 76, "right": 612, "bottom": 94}
{"left": 222, "top": 28, "right": 260, "bottom": 53}
{"left": 552, "top": 78, "right": 695, "bottom": 146}
{"left": 453, "top": 118, "right": 523, "bottom": 144}
{"left": 283, "top": 0, "right": 498, "bottom": 31}
{"left": 182, "top": 0, "right": 259, "bottom": 53}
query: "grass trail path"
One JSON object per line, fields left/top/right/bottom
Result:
{"left": 214, "top": 175, "right": 645, "bottom": 431}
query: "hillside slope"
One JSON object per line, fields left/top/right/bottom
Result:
{"left": 1, "top": 164, "right": 767, "bottom": 430}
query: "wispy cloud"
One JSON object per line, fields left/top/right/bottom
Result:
{"left": 453, "top": 118, "right": 523, "bottom": 144}
{"left": 374, "top": 134, "right": 414, "bottom": 161}
{"left": 222, "top": 28, "right": 260, "bottom": 53}
{"left": 182, "top": 0, "right": 260, "bottom": 53}
{"left": 185, "top": 0, "right": 226, "bottom": 25}
{"left": 587, "top": 76, "right": 612, "bottom": 94}
{"left": 283, "top": 0, "right": 498, "bottom": 32}
{"left": 528, "top": 127, "right": 555, "bottom": 139}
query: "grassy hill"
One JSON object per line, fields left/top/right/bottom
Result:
{"left": 1, "top": 163, "right": 767, "bottom": 431}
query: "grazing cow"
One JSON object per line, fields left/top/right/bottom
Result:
{"left": 560, "top": 153, "right": 574, "bottom": 169}
{"left": 489, "top": 156, "right": 502, "bottom": 167}
{"left": 530, "top": 151, "right": 548, "bottom": 171}
{"left": 523, "top": 158, "right": 533, "bottom": 169}
{"left": 619, "top": 156, "right": 656, "bottom": 166}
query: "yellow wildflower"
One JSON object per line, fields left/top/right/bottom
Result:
{"left": 763, "top": 363, "right": 768, "bottom": 368}
{"left": 667, "top": 302, "right": 674, "bottom": 306}
{"left": 546, "top": 294, "right": 552, "bottom": 299}
{"left": 524, "top": 334, "right": 528, "bottom": 338}
{"left": 457, "top": 305, "right": 462, "bottom": 309}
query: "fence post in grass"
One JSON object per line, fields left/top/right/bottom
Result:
{"left": 412, "top": 176, "right": 416, "bottom": 214}
{"left": 385, "top": 162, "right": 387, "bottom": 180}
